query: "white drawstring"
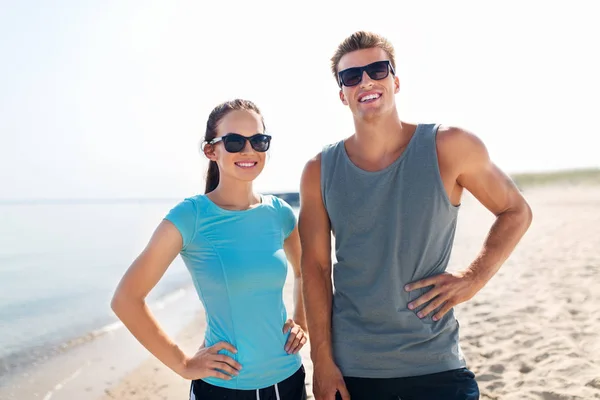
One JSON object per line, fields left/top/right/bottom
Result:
{"left": 255, "top": 383, "right": 280, "bottom": 400}
{"left": 275, "top": 382, "right": 281, "bottom": 400}
{"left": 190, "top": 383, "right": 196, "bottom": 400}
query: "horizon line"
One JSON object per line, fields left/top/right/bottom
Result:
{"left": 0, "top": 191, "right": 299, "bottom": 205}
{"left": 2, "top": 167, "right": 599, "bottom": 205}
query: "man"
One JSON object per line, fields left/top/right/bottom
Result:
{"left": 298, "top": 31, "right": 532, "bottom": 400}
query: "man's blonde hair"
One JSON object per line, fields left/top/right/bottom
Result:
{"left": 330, "top": 31, "right": 397, "bottom": 83}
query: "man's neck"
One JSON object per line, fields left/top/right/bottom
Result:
{"left": 349, "top": 109, "right": 412, "bottom": 161}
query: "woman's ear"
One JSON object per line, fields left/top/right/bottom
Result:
{"left": 203, "top": 143, "right": 217, "bottom": 161}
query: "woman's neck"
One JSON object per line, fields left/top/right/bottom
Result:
{"left": 207, "top": 179, "right": 261, "bottom": 210}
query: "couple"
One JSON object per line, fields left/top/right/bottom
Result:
{"left": 111, "top": 31, "right": 532, "bottom": 400}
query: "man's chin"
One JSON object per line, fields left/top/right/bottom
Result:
{"left": 356, "top": 106, "right": 385, "bottom": 121}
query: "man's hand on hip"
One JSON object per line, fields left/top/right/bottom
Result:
{"left": 405, "top": 270, "right": 481, "bottom": 321}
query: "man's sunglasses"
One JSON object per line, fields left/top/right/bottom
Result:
{"left": 338, "top": 60, "right": 395, "bottom": 87}
{"left": 208, "top": 133, "right": 271, "bottom": 153}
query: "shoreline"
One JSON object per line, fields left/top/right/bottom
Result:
{"left": 0, "top": 286, "right": 201, "bottom": 400}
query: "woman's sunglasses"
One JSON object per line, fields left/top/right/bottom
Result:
{"left": 209, "top": 133, "right": 271, "bottom": 153}
{"left": 338, "top": 60, "right": 395, "bottom": 87}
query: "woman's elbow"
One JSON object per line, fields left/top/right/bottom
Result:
{"left": 110, "top": 287, "right": 141, "bottom": 316}
{"left": 110, "top": 289, "right": 126, "bottom": 315}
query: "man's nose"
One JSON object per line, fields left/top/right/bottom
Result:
{"left": 359, "top": 70, "right": 374, "bottom": 88}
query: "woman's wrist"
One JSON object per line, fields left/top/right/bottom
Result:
{"left": 171, "top": 346, "right": 191, "bottom": 378}
{"left": 292, "top": 316, "right": 308, "bottom": 332}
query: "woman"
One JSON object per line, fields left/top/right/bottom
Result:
{"left": 111, "top": 99, "right": 308, "bottom": 399}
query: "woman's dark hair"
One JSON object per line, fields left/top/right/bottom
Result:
{"left": 203, "top": 99, "right": 265, "bottom": 193}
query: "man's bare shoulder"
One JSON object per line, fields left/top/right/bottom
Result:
{"left": 436, "top": 125, "right": 489, "bottom": 167}
{"left": 437, "top": 125, "right": 485, "bottom": 148}
{"left": 300, "top": 152, "right": 323, "bottom": 189}
{"left": 304, "top": 152, "right": 322, "bottom": 167}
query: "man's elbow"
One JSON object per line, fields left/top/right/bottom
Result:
{"left": 301, "top": 256, "right": 331, "bottom": 277}
{"left": 524, "top": 201, "right": 533, "bottom": 228}
{"left": 499, "top": 198, "right": 532, "bottom": 233}
{"left": 517, "top": 199, "right": 533, "bottom": 231}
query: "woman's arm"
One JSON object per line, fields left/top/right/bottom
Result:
{"left": 111, "top": 220, "right": 241, "bottom": 379}
{"left": 282, "top": 224, "right": 308, "bottom": 354}
{"left": 284, "top": 225, "right": 306, "bottom": 330}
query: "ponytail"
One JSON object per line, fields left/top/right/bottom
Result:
{"left": 205, "top": 160, "right": 220, "bottom": 194}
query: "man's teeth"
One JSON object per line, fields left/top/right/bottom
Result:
{"left": 360, "top": 94, "right": 380, "bottom": 102}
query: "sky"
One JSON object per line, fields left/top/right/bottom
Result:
{"left": 1, "top": 0, "right": 598, "bottom": 200}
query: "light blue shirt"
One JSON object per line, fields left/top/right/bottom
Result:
{"left": 164, "top": 194, "right": 301, "bottom": 390}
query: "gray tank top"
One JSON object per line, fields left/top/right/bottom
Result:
{"left": 321, "top": 123, "right": 467, "bottom": 378}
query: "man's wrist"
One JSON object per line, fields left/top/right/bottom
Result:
{"left": 310, "top": 342, "right": 334, "bottom": 364}
{"left": 463, "top": 264, "right": 489, "bottom": 290}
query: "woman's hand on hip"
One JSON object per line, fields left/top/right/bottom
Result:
{"left": 181, "top": 341, "right": 242, "bottom": 380}
{"left": 283, "top": 319, "right": 308, "bottom": 354}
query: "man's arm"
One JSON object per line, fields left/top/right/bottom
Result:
{"left": 299, "top": 154, "right": 350, "bottom": 400}
{"left": 406, "top": 127, "right": 533, "bottom": 321}
{"left": 299, "top": 153, "right": 334, "bottom": 362}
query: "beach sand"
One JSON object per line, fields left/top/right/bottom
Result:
{"left": 99, "top": 184, "right": 600, "bottom": 399}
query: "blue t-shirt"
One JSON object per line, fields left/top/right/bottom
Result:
{"left": 164, "top": 194, "right": 301, "bottom": 390}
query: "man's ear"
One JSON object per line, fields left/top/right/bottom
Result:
{"left": 339, "top": 89, "right": 349, "bottom": 105}
{"left": 394, "top": 76, "right": 400, "bottom": 94}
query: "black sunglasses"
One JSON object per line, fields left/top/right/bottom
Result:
{"left": 209, "top": 133, "right": 271, "bottom": 153}
{"left": 338, "top": 60, "right": 395, "bottom": 87}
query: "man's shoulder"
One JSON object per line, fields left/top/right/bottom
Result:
{"left": 303, "top": 139, "right": 342, "bottom": 169}
{"left": 436, "top": 125, "right": 486, "bottom": 153}
{"left": 322, "top": 139, "right": 344, "bottom": 155}
{"left": 434, "top": 125, "right": 489, "bottom": 174}
{"left": 302, "top": 152, "right": 322, "bottom": 181}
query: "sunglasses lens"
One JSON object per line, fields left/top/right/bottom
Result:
{"left": 250, "top": 135, "right": 270, "bottom": 152}
{"left": 366, "top": 61, "right": 390, "bottom": 80}
{"left": 223, "top": 134, "right": 246, "bottom": 152}
{"left": 340, "top": 68, "right": 362, "bottom": 87}
{"left": 219, "top": 134, "right": 270, "bottom": 153}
